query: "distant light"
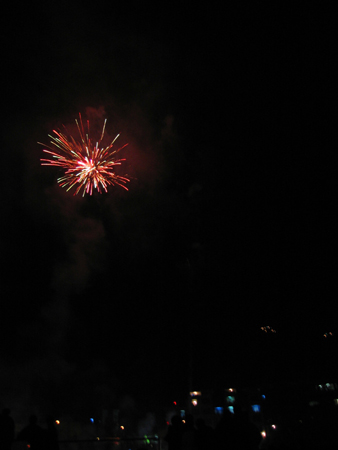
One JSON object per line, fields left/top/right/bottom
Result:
{"left": 55, "top": 420, "right": 60, "bottom": 425}
{"left": 173, "top": 401, "right": 177, "bottom": 405}
{"left": 324, "top": 332, "right": 333, "bottom": 338}
{"left": 271, "top": 424, "right": 276, "bottom": 429}
{"left": 120, "top": 426, "right": 124, "bottom": 430}
{"left": 96, "top": 437, "right": 100, "bottom": 441}
{"left": 180, "top": 410, "right": 185, "bottom": 418}
{"left": 225, "top": 387, "right": 236, "bottom": 393}
{"left": 228, "top": 406, "right": 234, "bottom": 414}
{"left": 90, "top": 418, "right": 94, "bottom": 423}
{"left": 190, "top": 391, "right": 201, "bottom": 397}
{"left": 251, "top": 405, "right": 261, "bottom": 413}
{"left": 215, "top": 407, "right": 223, "bottom": 415}
{"left": 309, "top": 400, "right": 319, "bottom": 406}
{"left": 192, "top": 399, "right": 198, "bottom": 406}
{"left": 261, "top": 431, "right": 266, "bottom": 438}
{"left": 261, "top": 326, "right": 276, "bottom": 333}
{"left": 262, "top": 395, "right": 266, "bottom": 399}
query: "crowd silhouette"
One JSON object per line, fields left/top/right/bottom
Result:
{"left": 2, "top": 404, "right": 337, "bottom": 449}
{"left": 0, "top": 408, "right": 15, "bottom": 450}
{"left": 2, "top": 407, "right": 261, "bottom": 449}
{"left": 165, "top": 408, "right": 261, "bottom": 450}
{"left": 0, "top": 410, "right": 59, "bottom": 450}
{"left": 163, "top": 406, "right": 338, "bottom": 449}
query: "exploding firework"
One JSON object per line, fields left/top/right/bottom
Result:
{"left": 40, "top": 114, "right": 130, "bottom": 196}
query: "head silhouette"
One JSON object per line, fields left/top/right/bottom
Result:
{"left": 29, "top": 415, "right": 38, "bottom": 425}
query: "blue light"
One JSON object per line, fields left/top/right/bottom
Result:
{"left": 251, "top": 405, "right": 261, "bottom": 413}
{"left": 215, "top": 407, "right": 224, "bottom": 415}
{"left": 90, "top": 418, "right": 94, "bottom": 423}
{"left": 228, "top": 406, "right": 234, "bottom": 414}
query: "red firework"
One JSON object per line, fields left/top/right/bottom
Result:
{"left": 40, "top": 114, "right": 129, "bottom": 196}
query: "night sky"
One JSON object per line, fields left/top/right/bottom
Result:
{"left": 1, "top": 2, "right": 337, "bottom": 423}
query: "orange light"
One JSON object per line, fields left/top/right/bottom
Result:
{"left": 189, "top": 391, "right": 201, "bottom": 397}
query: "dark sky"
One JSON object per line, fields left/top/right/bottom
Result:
{"left": 1, "top": 2, "right": 337, "bottom": 422}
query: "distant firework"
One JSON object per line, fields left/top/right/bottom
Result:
{"left": 260, "top": 326, "right": 277, "bottom": 333}
{"left": 40, "top": 114, "right": 129, "bottom": 196}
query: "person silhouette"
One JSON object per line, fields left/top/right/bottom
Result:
{"left": 195, "top": 418, "right": 214, "bottom": 449}
{"left": 232, "top": 406, "right": 261, "bottom": 450}
{"left": 0, "top": 408, "right": 15, "bottom": 450}
{"left": 181, "top": 414, "right": 196, "bottom": 450}
{"left": 45, "top": 416, "right": 59, "bottom": 450}
{"left": 214, "top": 409, "right": 236, "bottom": 448}
{"left": 165, "top": 414, "right": 183, "bottom": 450}
{"left": 17, "top": 415, "right": 45, "bottom": 450}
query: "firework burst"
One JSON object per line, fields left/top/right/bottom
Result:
{"left": 40, "top": 114, "right": 130, "bottom": 196}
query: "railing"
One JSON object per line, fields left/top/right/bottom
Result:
{"left": 12, "top": 437, "right": 162, "bottom": 450}
{"left": 59, "top": 437, "right": 161, "bottom": 450}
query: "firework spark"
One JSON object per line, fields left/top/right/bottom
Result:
{"left": 40, "top": 114, "right": 130, "bottom": 196}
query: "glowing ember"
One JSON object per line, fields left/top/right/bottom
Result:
{"left": 40, "top": 114, "right": 129, "bottom": 196}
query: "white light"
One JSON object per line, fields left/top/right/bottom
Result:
{"left": 261, "top": 431, "right": 266, "bottom": 438}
